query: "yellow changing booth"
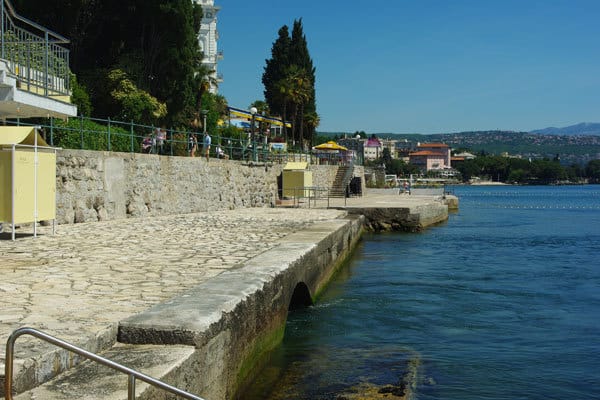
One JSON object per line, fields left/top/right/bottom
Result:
{"left": 0, "top": 126, "right": 57, "bottom": 240}
{"left": 282, "top": 162, "right": 312, "bottom": 198}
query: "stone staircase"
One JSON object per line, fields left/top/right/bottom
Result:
{"left": 329, "top": 165, "right": 354, "bottom": 198}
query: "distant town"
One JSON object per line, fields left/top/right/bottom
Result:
{"left": 321, "top": 129, "right": 600, "bottom": 167}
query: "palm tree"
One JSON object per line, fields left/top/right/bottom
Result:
{"left": 214, "top": 94, "right": 229, "bottom": 127}
{"left": 275, "top": 77, "right": 293, "bottom": 144}
{"left": 192, "top": 60, "right": 218, "bottom": 129}
{"left": 304, "top": 111, "right": 320, "bottom": 147}
{"left": 250, "top": 100, "right": 269, "bottom": 115}
{"left": 283, "top": 65, "right": 311, "bottom": 148}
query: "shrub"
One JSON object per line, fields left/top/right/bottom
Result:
{"left": 52, "top": 118, "right": 139, "bottom": 152}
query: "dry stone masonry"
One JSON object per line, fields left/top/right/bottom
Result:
{"left": 55, "top": 150, "right": 363, "bottom": 224}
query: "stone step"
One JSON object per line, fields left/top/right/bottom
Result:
{"left": 8, "top": 344, "right": 199, "bottom": 400}
{"left": 1, "top": 325, "right": 118, "bottom": 398}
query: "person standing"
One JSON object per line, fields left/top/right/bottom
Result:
{"left": 156, "top": 127, "right": 167, "bottom": 155}
{"left": 203, "top": 132, "right": 211, "bottom": 161}
{"left": 188, "top": 134, "right": 197, "bottom": 157}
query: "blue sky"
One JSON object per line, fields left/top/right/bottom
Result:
{"left": 217, "top": 0, "right": 600, "bottom": 134}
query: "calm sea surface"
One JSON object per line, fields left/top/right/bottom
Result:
{"left": 243, "top": 185, "right": 600, "bottom": 400}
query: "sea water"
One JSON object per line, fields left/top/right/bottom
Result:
{"left": 242, "top": 185, "right": 600, "bottom": 400}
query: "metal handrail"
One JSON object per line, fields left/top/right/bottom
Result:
{"left": 5, "top": 327, "right": 206, "bottom": 400}
{"left": 340, "top": 162, "right": 355, "bottom": 193}
{"left": 290, "top": 186, "right": 330, "bottom": 208}
{"left": 1, "top": 0, "right": 71, "bottom": 96}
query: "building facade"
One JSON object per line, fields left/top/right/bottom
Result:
{"left": 409, "top": 143, "right": 452, "bottom": 171}
{"left": 193, "top": 0, "right": 222, "bottom": 93}
{"left": 363, "top": 136, "right": 383, "bottom": 161}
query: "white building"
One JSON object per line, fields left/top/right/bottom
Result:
{"left": 193, "top": 0, "right": 223, "bottom": 93}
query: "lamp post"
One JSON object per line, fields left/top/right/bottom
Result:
{"left": 201, "top": 109, "right": 209, "bottom": 135}
{"left": 250, "top": 106, "right": 257, "bottom": 162}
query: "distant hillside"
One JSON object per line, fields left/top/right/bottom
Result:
{"left": 530, "top": 122, "right": 600, "bottom": 136}
{"left": 317, "top": 130, "right": 600, "bottom": 165}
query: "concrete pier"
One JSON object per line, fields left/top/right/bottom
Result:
{"left": 0, "top": 192, "right": 451, "bottom": 400}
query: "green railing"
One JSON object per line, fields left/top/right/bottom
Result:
{"left": 6, "top": 116, "right": 313, "bottom": 164}
{"left": 1, "top": 0, "right": 71, "bottom": 97}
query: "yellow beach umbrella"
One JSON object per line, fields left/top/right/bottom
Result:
{"left": 312, "top": 141, "right": 348, "bottom": 151}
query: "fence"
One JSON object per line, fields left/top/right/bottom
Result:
{"left": 1, "top": 0, "right": 71, "bottom": 97}
{"left": 6, "top": 116, "right": 313, "bottom": 164}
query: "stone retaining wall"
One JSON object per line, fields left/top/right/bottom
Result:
{"left": 55, "top": 150, "right": 358, "bottom": 224}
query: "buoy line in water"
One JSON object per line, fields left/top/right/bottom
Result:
{"left": 462, "top": 191, "right": 600, "bottom": 197}
{"left": 465, "top": 202, "right": 600, "bottom": 209}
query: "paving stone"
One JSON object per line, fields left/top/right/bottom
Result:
{"left": 0, "top": 208, "right": 347, "bottom": 373}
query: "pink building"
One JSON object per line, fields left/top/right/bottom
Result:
{"left": 364, "top": 137, "right": 382, "bottom": 161}
{"left": 409, "top": 143, "right": 451, "bottom": 171}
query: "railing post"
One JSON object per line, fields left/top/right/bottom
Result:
{"left": 1, "top": 0, "right": 4, "bottom": 59}
{"left": 130, "top": 120, "right": 134, "bottom": 153}
{"left": 151, "top": 125, "right": 155, "bottom": 154}
{"left": 127, "top": 374, "right": 136, "bottom": 400}
{"left": 170, "top": 127, "right": 173, "bottom": 156}
{"left": 80, "top": 115, "right": 84, "bottom": 149}
{"left": 44, "top": 31, "right": 49, "bottom": 97}
{"left": 49, "top": 116, "right": 54, "bottom": 146}
{"left": 107, "top": 117, "right": 111, "bottom": 152}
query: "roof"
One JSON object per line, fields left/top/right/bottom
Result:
{"left": 0, "top": 126, "right": 49, "bottom": 147}
{"left": 227, "top": 106, "right": 291, "bottom": 127}
{"left": 454, "top": 151, "right": 476, "bottom": 158}
{"left": 409, "top": 150, "right": 444, "bottom": 156}
{"left": 365, "top": 137, "right": 381, "bottom": 147}
{"left": 283, "top": 162, "right": 309, "bottom": 170}
{"left": 418, "top": 143, "right": 449, "bottom": 148}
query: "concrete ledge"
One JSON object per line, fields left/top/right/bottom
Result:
{"left": 118, "top": 216, "right": 364, "bottom": 399}
{"left": 346, "top": 203, "right": 448, "bottom": 232}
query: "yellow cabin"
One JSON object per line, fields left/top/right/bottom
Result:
{"left": 0, "top": 126, "right": 57, "bottom": 239}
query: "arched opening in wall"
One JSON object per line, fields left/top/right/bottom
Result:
{"left": 288, "top": 282, "right": 313, "bottom": 311}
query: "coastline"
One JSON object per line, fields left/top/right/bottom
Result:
{"left": 1, "top": 193, "right": 450, "bottom": 399}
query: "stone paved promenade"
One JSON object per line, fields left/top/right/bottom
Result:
{"left": 0, "top": 191, "right": 452, "bottom": 398}
{"left": 0, "top": 208, "right": 348, "bottom": 377}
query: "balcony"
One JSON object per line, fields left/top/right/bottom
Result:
{"left": 0, "top": 0, "right": 76, "bottom": 118}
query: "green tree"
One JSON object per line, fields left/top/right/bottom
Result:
{"left": 262, "top": 26, "right": 291, "bottom": 117}
{"left": 70, "top": 73, "right": 92, "bottom": 117}
{"left": 262, "top": 19, "right": 316, "bottom": 148}
{"left": 454, "top": 159, "right": 481, "bottom": 182}
{"left": 18, "top": 0, "right": 203, "bottom": 127}
{"left": 289, "top": 19, "right": 317, "bottom": 144}
{"left": 532, "top": 159, "right": 565, "bottom": 183}
{"left": 381, "top": 147, "right": 393, "bottom": 170}
{"left": 585, "top": 159, "right": 600, "bottom": 183}
{"left": 107, "top": 69, "right": 167, "bottom": 123}
{"left": 283, "top": 65, "right": 312, "bottom": 148}
{"left": 274, "top": 76, "right": 293, "bottom": 143}
{"left": 304, "top": 111, "right": 320, "bottom": 146}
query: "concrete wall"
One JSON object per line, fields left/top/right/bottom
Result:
{"left": 55, "top": 150, "right": 356, "bottom": 224}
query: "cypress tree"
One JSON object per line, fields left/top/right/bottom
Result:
{"left": 289, "top": 19, "right": 316, "bottom": 145}
{"left": 262, "top": 25, "right": 291, "bottom": 117}
{"left": 263, "top": 19, "right": 317, "bottom": 146}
